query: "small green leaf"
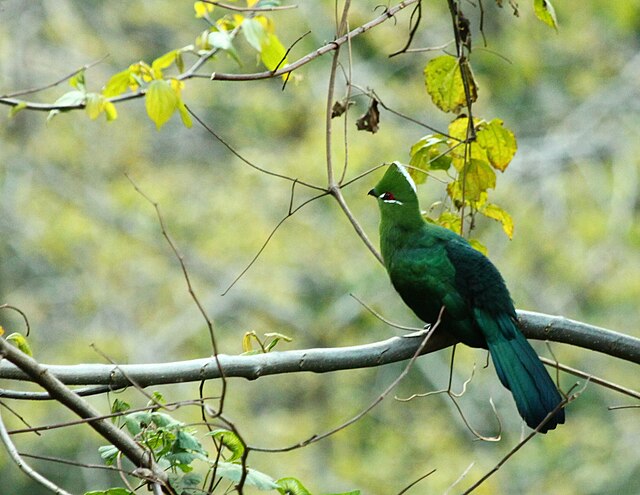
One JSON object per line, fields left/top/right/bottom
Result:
{"left": 475, "top": 119, "right": 517, "bottom": 171}
{"left": 84, "top": 489, "right": 134, "bottom": 495}
{"left": 176, "top": 430, "right": 205, "bottom": 454}
{"left": 424, "top": 55, "right": 477, "bottom": 113}
{"left": 9, "top": 101, "right": 28, "bottom": 117}
{"left": 276, "top": 477, "right": 312, "bottom": 495}
{"left": 214, "top": 462, "right": 279, "bottom": 490}
{"left": 98, "top": 445, "right": 120, "bottom": 465}
{"left": 208, "top": 30, "right": 233, "bottom": 51}
{"left": 70, "top": 70, "right": 86, "bottom": 91}
{"left": 111, "top": 398, "right": 130, "bottom": 415}
{"left": 145, "top": 79, "right": 178, "bottom": 129}
{"left": 409, "top": 135, "right": 452, "bottom": 184}
{"left": 242, "top": 18, "right": 267, "bottom": 52}
{"left": 534, "top": 0, "right": 558, "bottom": 30}
{"left": 207, "top": 429, "right": 244, "bottom": 462}
{"left": 6, "top": 332, "right": 32, "bottom": 356}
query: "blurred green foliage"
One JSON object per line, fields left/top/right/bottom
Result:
{"left": 1, "top": 1, "right": 639, "bottom": 494}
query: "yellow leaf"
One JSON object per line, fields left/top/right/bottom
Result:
{"left": 476, "top": 119, "right": 517, "bottom": 172}
{"left": 145, "top": 79, "right": 178, "bottom": 129}
{"left": 152, "top": 50, "right": 178, "bottom": 77}
{"left": 194, "top": 1, "right": 214, "bottom": 18}
{"left": 0, "top": 325, "right": 4, "bottom": 336}
{"left": 534, "top": 0, "right": 558, "bottom": 30}
{"left": 85, "top": 93, "right": 103, "bottom": 120}
{"left": 177, "top": 100, "right": 192, "bottom": 128}
{"left": 481, "top": 203, "right": 514, "bottom": 239}
{"left": 104, "top": 101, "right": 118, "bottom": 121}
{"left": 424, "top": 55, "right": 477, "bottom": 113}
{"left": 103, "top": 69, "right": 134, "bottom": 97}
{"left": 260, "top": 33, "right": 287, "bottom": 73}
{"left": 447, "top": 117, "right": 488, "bottom": 171}
{"left": 6, "top": 332, "right": 33, "bottom": 356}
{"left": 469, "top": 238, "right": 488, "bottom": 255}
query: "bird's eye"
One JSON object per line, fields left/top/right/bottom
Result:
{"left": 381, "top": 192, "right": 395, "bottom": 201}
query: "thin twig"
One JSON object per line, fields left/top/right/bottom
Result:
{"left": 0, "top": 408, "right": 74, "bottom": 495}
{"left": 250, "top": 307, "right": 445, "bottom": 453}
{"left": 201, "top": 0, "right": 298, "bottom": 12}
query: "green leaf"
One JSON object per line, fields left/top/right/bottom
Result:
{"left": 276, "top": 477, "right": 312, "bottom": 495}
{"left": 169, "top": 472, "right": 202, "bottom": 495}
{"left": 214, "top": 462, "right": 279, "bottom": 490}
{"left": 70, "top": 70, "right": 86, "bottom": 91}
{"left": 409, "top": 135, "right": 452, "bottom": 184}
{"left": 9, "top": 101, "right": 27, "bottom": 118}
{"left": 475, "top": 119, "right": 517, "bottom": 171}
{"left": 145, "top": 79, "right": 178, "bottom": 129}
{"left": 98, "top": 445, "right": 120, "bottom": 465}
{"left": 110, "top": 398, "right": 130, "bottom": 415}
{"left": 84, "top": 489, "right": 134, "bottom": 495}
{"left": 6, "top": 332, "right": 32, "bottom": 356}
{"left": 534, "top": 0, "right": 558, "bottom": 30}
{"left": 260, "top": 32, "right": 287, "bottom": 72}
{"left": 481, "top": 203, "right": 514, "bottom": 239}
{"left": 424, "top": 55, "right": 477, "bottom": 113}
{"left": 207, "top": 429, "right": 244, "bottom": 462}
{"left": 208, "top": 30, "right": 233, "bottom": 51}
{"left": 242, "top": 18, "right": 267, "bottom": 52}
{"left": 175, "top": 429, "right": 205, "bottom": 454}
{"left": 264, "top": 332, "right": 293, "bottom": 352}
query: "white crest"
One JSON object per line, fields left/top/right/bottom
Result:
{"left": 392, "top": 162, "right": 417, "bottom": 193}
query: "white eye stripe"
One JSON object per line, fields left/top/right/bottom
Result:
{"left": 383, "top": 199, "right": 403, "bottom": 205}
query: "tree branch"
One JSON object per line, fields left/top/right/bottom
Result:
{"left": 0, "top": 338, "right": 169, "bottom": 489}
{"left": 1, "top": 311, "right": 637, "bottom": 395}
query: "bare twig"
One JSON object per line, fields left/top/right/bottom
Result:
{"left": 201, "top": 0, "right": 298, "bottom": 12}
{"left": 250, "top": 307, "right": 445, "bottom": 453}
{"left": 0, "top": 409, "right": 74, "bottom": 495}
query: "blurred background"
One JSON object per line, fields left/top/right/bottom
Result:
{"left": 1, "top": 1, "right": 639, "bottom": 493}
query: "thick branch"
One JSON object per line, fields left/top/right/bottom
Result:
{"left": 0, "top": 311, "right": 637, "bottom": 396}
{"left": 0, "top": 338, "right": 169, "bottom": 487}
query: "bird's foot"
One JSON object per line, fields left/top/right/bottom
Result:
{"left": 401, "top": 324, "right": 431, "bottom": 338}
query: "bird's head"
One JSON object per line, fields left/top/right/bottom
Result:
{"left": 368, "top": 162, "right": 419, "bottom": 210}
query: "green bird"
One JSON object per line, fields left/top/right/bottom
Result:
{"left": 369, "top": 163, "right": 565, "bottom": 432}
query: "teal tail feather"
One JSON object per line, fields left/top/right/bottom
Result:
{"left": 478, "top": 311, "right": 565, "bottom": 433}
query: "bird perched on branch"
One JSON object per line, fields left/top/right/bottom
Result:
{"left": 369, "top": 163, "right": 565, "bottom": 432}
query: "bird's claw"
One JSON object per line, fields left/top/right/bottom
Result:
{"left": 401, "top": 325, "right": 431, "bottom": 338}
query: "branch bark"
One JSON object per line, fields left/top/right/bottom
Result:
{"left": 1, "top": 311, "right": 637, "bottom": 396}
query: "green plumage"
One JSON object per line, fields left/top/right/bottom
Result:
{"left": 369, "top": 163, "right": 564, "bottom": 433}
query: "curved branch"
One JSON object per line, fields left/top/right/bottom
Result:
{"left": 0, "top": 0, "right": 419, "bottom": 113}
{"left": 0, "top": 311, "right": 637, "bottom": 397}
